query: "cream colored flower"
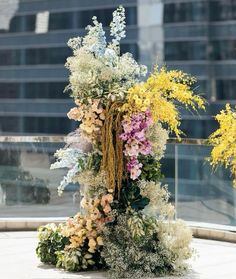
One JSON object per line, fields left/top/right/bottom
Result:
{"left": 97, "top": 236, "right": 103, "bottom": 246}
{"left": 67, "top": 107, "right": 82, "bottom": 121}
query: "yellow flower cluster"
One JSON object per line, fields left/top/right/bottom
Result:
{"left": 209, "top": 104, "right": 236, "bottom": 187}
{"left": 122, "top": 67, "right": 205, "bottom": 137}
{"left": 67, "top": 99, "right": 105, "bottom": 143}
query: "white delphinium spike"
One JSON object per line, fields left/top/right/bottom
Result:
{"left": 50, "top": 148, "right": 84, "bottom": 195}
{"left": 110, "top": 6, "right": 126, "bottom": 48}
{"left": 67, "top": 37, "right": 82, "bottom": 53}
{"left": 83, "top": 16, "right": 106, "bottom": 57}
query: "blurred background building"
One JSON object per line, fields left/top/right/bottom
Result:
{"left": 0, "top": 0, "right": 235, "bottom": 138}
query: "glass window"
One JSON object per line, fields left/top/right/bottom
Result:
{"left": 25, "top": 47, "right": 71, "bottom": 65}
{"left": 0, "top": 15, "right": 36, "bottom": 33}
{"left": 210, "top": 40, "right": 236, "bottom": 60}
{"left": 165, "top": 41, "right": 207, "bottom": 61}
{"left": 164, "top": 2, "right": 207, "bottom": 23}
{"left": 180, "top": 119, "right": 217, "bottom": 139}
{"left": 24, "top": 14, "right": 36, "bottom": 32}
{"left": 0, "top": 117, "right": 20, "bottom": 133}
{"left": 0, "top": 83, "right": 20, "bottom": 98}
{"left": 0, "top": 49, "right": 21, "bottom": 66}
{"left": 209, "top": 0, "right": 236, "bottom": 21}
{"left": 120, "top": 43, "right": 139, "bottom": 60}
{"left": 49, "top": 12, "right": 74, "bottom": 30}
{"left": 94, "top": 9, "right": 113, "bottom": 27}
{"left": 24, "top": 117, "right": 72, "bottom": 134}
{"left": 125, "top": 7, "right": 137, "bottom": 25}
{"left": 216, "top": 80, "right": 236, "bottom": 100}
{"left": 0, "top": 83, "right": 69, "bottom": 99}
{"left": 9, "top": 16, "right": 22, "bottom": 33}
{"left": 77, "top": 10, "right": 93, "bottom": 28}
{"left": 24, "top": 82, "right": 68, "bottom": 99}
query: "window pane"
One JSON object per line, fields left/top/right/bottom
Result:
{"left": 0, "top": 84, "right": 20, "bottom": 98}
{"left": 0, "top": 49, "right": 21, "bottom": 66}
{"left": 216, "top": 80, "right": 236, "bottom": 100}
{"left": 0, "top": 117, "right": 20, "bottom": 133}
{"left": 210, "top": 40, "right": 236, "bottom": 60}
{"left": 165, "top": 41, "right": 207, "bottom": 60}
{"left": 164, "top": 2, "right": 207, "bottom": 23}
{"left": 24, "top": 14, "right": 36, "bottom": 32}
{"left": 180, "top": 119, "right": 217, "bottom": 138}
{"left": 0, "top": 83, "right": 69, "bottom": 99}
{"left": 24, "top": 82, "right": 68, "bottom": 99}
{"left": 49, "top": 12, "right": 73, "bottom": 30}
{"left": 209, "top": 0, "right": 236, "bottom": 21}
{"left": 9, "top": 16, "right": 22, "bottom": 33}
{"left": 120, "top": 43, "right": 139, "bottom": 60}
{"left": 25, "top": 47, "right": 71, "bottom": 65}
{"left": 24, "top": 117, "right": 72, "bottom": 134}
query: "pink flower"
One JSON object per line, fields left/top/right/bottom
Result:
{"left": 120, "top": 110, "right": 153, "bottom": 180}
{"left": 130, "top": 167, "right": 142, "bottom": 180}
{"left": 127, "top": 158, "right": 143, "bottom": 180}
{"left": 101, "top": 194, "right": 113, "bottom": 207}
{"left": 103, "top": 205, "right": 112, "bottom": 215}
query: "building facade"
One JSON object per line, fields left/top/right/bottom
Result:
{"left": 0, "top": 0, "right": 235, "bottom": 138}
{"left": 0, "top": 0, "right": 146, "bottom": 135}
{"left": 163, "top": 0, "right": 236, "bottom": 138}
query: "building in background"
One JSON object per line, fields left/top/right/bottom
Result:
{"left": 164, "top": 0, "right": 236, "bottom": 138}
{"left": 0, "top": 0, "right": 154, "bottom": 135}
{"left": 0, "top": 0, "right": 235, "bottom": 138}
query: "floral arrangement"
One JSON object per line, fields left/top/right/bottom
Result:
{"left": 36, "top": 6, "right": 205, "bottom": 278}
{"left": 209, "top": 104, "right": 236, "bottom": 187}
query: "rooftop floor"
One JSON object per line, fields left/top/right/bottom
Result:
{"left": 1, "top": 231, "right": 236, "bottom": 279}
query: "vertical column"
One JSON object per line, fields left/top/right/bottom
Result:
{"left": 137, "top": 0, "right": 164, "bottom": 69}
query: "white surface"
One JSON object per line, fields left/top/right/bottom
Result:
{"left": 1, "top": 232, "right": 236, "bottom": 279}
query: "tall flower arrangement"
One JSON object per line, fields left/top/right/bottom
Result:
{"left": 36, "top": 6, "right": 205, "bottom": 278}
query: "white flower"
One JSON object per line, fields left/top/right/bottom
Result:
{"left": 50, "top": 148, "right": 84, "bottom": 195}
{"left": 110, "top": 6, "right": 126, "bottom": 47}
{"left": 83, "top": 16, "right": 106, "bottom": 57}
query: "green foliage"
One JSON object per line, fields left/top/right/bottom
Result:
{"left": 56, "top": 242, "right": 104, "bottom": 272}
{"left": 139, "top": 155, "right": 163, "bottom": 182}
{"left": 127, "top": 212, "right": 158, "bottom": 240}
{"left": 36, "top": 226, "right": 69, "bottom": 265}
{"left": 102, "top": 213, "right": 178, "bottom": 279}
{"left": 78, "top": 151, "right": 102, "bottom": 173}
{"left": 56, "top": 249, "right": 99, "bottom": 272}
{"left": 36, "top": 224, "right": 104, "bottom": 272}
{"left": 119, "top": 181, "right": 150, "bottom": 212}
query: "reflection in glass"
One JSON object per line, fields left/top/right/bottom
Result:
{"left": 0, "top": 141, "right": 79, "bottom": 217}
